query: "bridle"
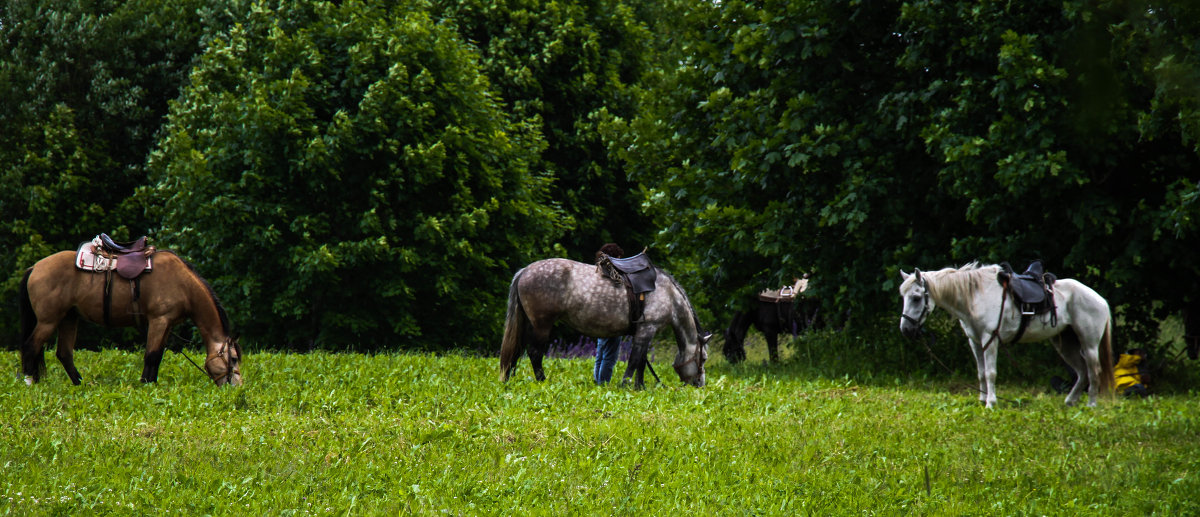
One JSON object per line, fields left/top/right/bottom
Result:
{"left": 902, "top": 278, "right": 932, "bottom": 332}
{"left": 172, "top": 331, "right": 239, "bottom": 384}
{"left": 661, "top": 330, "right": 709, "bottom": 387}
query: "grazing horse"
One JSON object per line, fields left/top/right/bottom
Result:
{"left": 723, "top": 277, "right": 818, "bottom": 364}
{"left": 19, "top": 249, "right": 242, "bottom": 386}
{"left": 898, "top": 263, "right": 1113, "bottom": 407}
{"left": 499, "top": 258, "right": 710, "bottom": 388}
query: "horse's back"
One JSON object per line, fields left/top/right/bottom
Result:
{"left": 1055, "top": 278, "right": 1109, "bottom": 310}
{"left": 516, "top": 257, "right": 631, "bottom": 335}
{"left": 27, "top": 250, "right": 83, "bottom": 290}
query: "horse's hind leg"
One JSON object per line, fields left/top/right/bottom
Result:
{"left": 55, "top": 313, "right": 83, "bottom": 385}
{"left": 21, "top": 322, "right": 60, "bottom": 385}
{"left": 528, "top": 345, "right": 547, "bottom": 382}
{"left": 526, "top": 323, "right": 551, "bottom": 382}
{"left": 1053, "top": 329, "right": 1088, "bottom": 406}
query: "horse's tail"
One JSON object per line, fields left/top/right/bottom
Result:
{"left": 1098, "top": 315, "right": 1116, "bottom": 398}
{"left": 19, "top": 268, "right": 35, "bottom": 347}
{"left": 18, "top": 268, "right": 45, "bottom": 379}
{"left": 498, "top": 268, "right": 527, "bottom": 382}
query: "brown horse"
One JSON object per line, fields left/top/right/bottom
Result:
{"left": 18, "top": 249, "right": 242, "bottom": 386}
{"left": 499, "top": 258, "right": 709, "bottom": 388}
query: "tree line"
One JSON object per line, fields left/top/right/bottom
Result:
{"left": 3, "top": 0, "right": 1197, "bottom": 355}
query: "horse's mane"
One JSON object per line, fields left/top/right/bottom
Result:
{"left": 159, "top": 250, "right": 232, "bottom": 337}
{"left": 921, "top": 261, "right": 1000, "bottom": 301}
{"left": 660, "top": 267, "right": 706, "bottom": 335}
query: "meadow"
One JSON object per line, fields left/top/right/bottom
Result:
{"left": 2, "top": 331, "right": 1198, "bottom": 515}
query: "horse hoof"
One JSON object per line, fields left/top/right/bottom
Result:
{"left": 23, "top": 376, "right": 34, "bottom": 386}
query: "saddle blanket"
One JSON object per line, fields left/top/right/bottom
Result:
{"left": 75, "top": 239, "right": 153, "bottom": 274}
{"left": 759, "top": 277, "right": 809, "bottom": 303}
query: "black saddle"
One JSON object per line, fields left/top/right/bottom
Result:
{"left": 996, "top": 260, "right": 1059, "bottom": 344}
{"left": 608, "top": 253, "right": 657, "bottom": 294}
{"left": 998, "top": 260, "right": 1057, "bottom": 311}
{"left": 598, "top": 251, "right": 658, "bottom": 330}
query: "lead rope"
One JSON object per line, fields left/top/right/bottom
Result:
{"left": 170, "top": 331, "right": 208, "bottom": 376}
{"left": 917, "top": 326, "right": 1021, "bottom": 405}
{"left": 982, "top": 281, "right": 1010, "bottom": 352}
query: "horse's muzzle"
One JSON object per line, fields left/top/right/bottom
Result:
{"left": 900, "top": 322, "right": 923, "bottom": 340}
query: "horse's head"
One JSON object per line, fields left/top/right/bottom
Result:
{"left": 675, "top": 330, "right": 711, "bottom": 387}
{"left": 205, "top": 335, "right": 243, "bottom": 386}
{"left": 899, "top": 269, "right": 934, "bottom": 339}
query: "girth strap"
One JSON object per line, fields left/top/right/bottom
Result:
{"left": 103, "top": 270, "right": 142, "bottom": 327}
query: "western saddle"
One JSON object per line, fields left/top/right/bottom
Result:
{"left": 94, "top": 233, "right": 155, "bottom": 280}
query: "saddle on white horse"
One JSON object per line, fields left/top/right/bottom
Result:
{"left": 995, "top": 260, "right": 1058, "bottom": 344}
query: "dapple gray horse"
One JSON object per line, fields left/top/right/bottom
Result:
{"left": 899, "top": 263, "right": 1114, "bottom": 408}
{"left": 499, "top": 258, "right": 709, "bottom": 388}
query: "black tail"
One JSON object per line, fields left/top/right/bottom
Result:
{"left": 18, "top": 268, "right": 45, "bottom": 380}
{"left": 19, "top": 268, "right": 35, "bottom": 349}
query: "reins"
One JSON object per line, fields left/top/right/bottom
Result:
{"left": 645, "top": 361, "right": 663, "bottom": 385}
{"left": 914, "top": 325, "right": 1023, "bottom": 406}
{"left": 169, "top": 330, "right": 209, "bottom": 377}
{"left": 982, "top": 280, "right": 1010, "bottom": 352}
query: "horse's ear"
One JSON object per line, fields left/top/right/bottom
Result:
{"left": 900, "top": 270, "right": 911, "bottom": 282}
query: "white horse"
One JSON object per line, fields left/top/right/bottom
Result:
{"left": 898, "top": 263, "right": 1114, "bottom": 408}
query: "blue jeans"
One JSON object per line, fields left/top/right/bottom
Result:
{"left": 594, "top": 337, "right": 621, "bottom": 384}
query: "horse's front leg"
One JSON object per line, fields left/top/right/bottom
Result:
{"left": 765, "top": 331, "right": 780, "bottom": 363}
{"left": 622, "top": 337, "right": 651, "bottom": 389}
{"left": 55, "top": 313, "right": 83, "bottom": 385}
{"left": 982, "top": 342, "right": 999, "bottom": 408}
{"left": 141, "top": 318, "right": 171, "bottom": 383}
{"left": 965, "top": 337, "right": 988, "bottom": 405}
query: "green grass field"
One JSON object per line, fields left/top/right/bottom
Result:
{"left": 2, "top": 336, "right": 1198, "bottom": 515}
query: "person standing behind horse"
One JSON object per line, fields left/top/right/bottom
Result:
{"left": 594, "top": 242, "right": 627, "bottom": 384}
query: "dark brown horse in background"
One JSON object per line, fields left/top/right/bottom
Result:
{"left": 723, "top": 277, "right": 819, "bottom": 363}
{"left": 19, "top": 248, "right": 242, "bottom": 385}
{"left": 499, "top": 258, "right": 710, "bottom": 388}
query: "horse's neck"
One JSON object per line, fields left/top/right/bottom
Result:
{"left": 664, "top": 284, "right": 700, "bottom": 337}
{"left": 180, "top": 272, "right": 228, "bottom": 348}
{"left": 927, "top": 270, "right": 987, "bottom": 320}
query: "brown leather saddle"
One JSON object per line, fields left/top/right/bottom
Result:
{"left": 597, "top": 251, "right": 658, "bottom": 330}
{"left": 85, "top": 233, "right": 155, "bottom": 326}
{"left": 96, "top": 233, "right": 154, "bottom": 280}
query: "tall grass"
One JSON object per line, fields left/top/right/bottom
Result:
{"left": 2, "top": 331, "right": 1197, "bottom": 515}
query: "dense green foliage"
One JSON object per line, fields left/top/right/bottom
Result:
{"left": 432, "top": 0, "right": 657, "bottom": 253}
{"left": 147, "top": 1, "right": 565, "bottom": 349}
{"left": 611, "top": 0, "right": 1200, "bottom": 344}
{"left": 3, "top": 0, "right": 1199, "bottom": 356}
{"left": 2, "top": 348, "right": 1197, "bottom": 514}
